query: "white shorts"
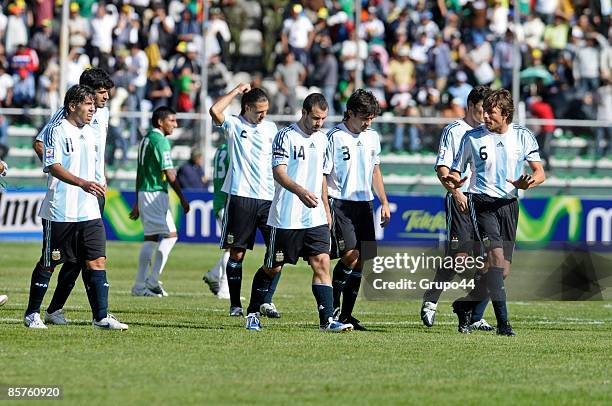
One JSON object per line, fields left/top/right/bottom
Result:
{"left": 138, "top": 191, "right": 177, "bottom": 237}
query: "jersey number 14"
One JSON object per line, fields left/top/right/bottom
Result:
{"left": 293, "top": 146, "right": 305, "bottom": 160}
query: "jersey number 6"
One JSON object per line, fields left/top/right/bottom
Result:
{"left": 479, "top": 146, "right": 488, "bottom": 160}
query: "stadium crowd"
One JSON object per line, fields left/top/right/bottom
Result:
{"left": 0, "top": 0, "right": 610, "bottom": 155}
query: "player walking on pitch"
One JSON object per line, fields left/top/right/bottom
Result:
{"left": 327, "top": 89, "right": 391, "bottom": 331}
{"left": 443, "top": 89, "right": 546, "bottom": 336}
{"left": 245, "top": 93, "right": 353, "bottom": 332}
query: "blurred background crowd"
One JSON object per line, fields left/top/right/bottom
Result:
{"left": 0, "top": 0, "right": 609, "bottom": 159}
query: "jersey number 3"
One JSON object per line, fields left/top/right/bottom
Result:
{"left": 341, "top": 146, "right": 350, "bottom": 161}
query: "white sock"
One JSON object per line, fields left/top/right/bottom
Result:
{"left": 148, "top": 237, "right": 177, "bottom": 286}
{"left": 220, "top": 251, "right": 230, "bottom": 279}
{"left": 136, "top": 241, "right": 157, "bottom": 288}
{"left": 210, "top": 251, "right": 230, "bottom": 280}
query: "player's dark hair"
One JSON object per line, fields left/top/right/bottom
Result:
{"left": 467, "top": 85, "right": 491, "bottom": 107}
{"left": 63, "top": 85, "right": 95, "bottom": 115}
{"left": 344, "top": 89, "right": 380, "bottom": 121}
{"left": 240, "top": 88, "right": 268, "bottom": 115}
{"left": 79, "top": 67, "right": 115, "bottom": 90}
{"left": 152, "top": 106, "right": 176, "bottom": 128}
{"left": 303, "top": 93, "right": 329, "bottom": 113}
{"left": 483, "top": 89, "right": 514, "bottom": 124}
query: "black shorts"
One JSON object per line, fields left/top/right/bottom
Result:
{"left": 264, "top": 225, "right": 330, "bottom": 268}
{"left": 329, "top": 199, "right": 377, "bottom": 260}
{"left": 446, "top": 192, "right": 476, "bottom": 255}
{"left": 40, "top": 218, "right": 106, "bottom": 268}
{"left": 220, "top": 195, "right": 271, "bottom": 250}
{"left": 468, "top": 194, "right": 519, "bottom": 262}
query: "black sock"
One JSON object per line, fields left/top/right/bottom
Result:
{"left": 26, "top": 263, "right": 52, "bottom": 315}
{"left": 312, "top": 284, "right": 333, "bottom": 326}
{"left": 487, "top": 267, "right": 508, "bottom": 325}
{"left": 332, "top": 261, "right": 352, "bottom": 309}
{"left": 423, "top": 266, "right": 456, "bottom": 303}
{"left": 81, "top": 268, "right": 97, "bottom": 313}
{"left": 85, "top": 270, "right": 109, "bottom": 321}
{"left": 47, "top": 261, "right": 81, "bottom": 314}
{"left": 226, "top": 258, "right": 243, "bottom": 308}
{"left": 263, "top": 270, "right": 281, "bottom": 303}
{"left": 247, "top": 268, "right": 273, "bottom": 314}
{"left": 469, "top": 272, "right": 489, "bottom": 322}
{"left": 340, "top": 270, "right": 362, "bottom": 319}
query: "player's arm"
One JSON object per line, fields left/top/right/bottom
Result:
{"left": 209, "top": 83, "right": 251, "bottom": 126}
{"left": 507, "top": 161, "right": 546, "bottom": 190}
{"left": 321, "top": 176, "right": 332, "bottom": 228}
{"left": 0, "top": 160, "right": 7, "bottom": 176}
{"left": 273, "top": 164, "right": 318, "bottom": 208}
{"left": 442, "top": 135, "right": 471, "bottom": 190}
{"left": 372, "top": 165, "right": 390, "bottom": 227}
{"left": 48, "top": 163, "right": 105, "bottom": 196}
{"left": 33, "top": 140, "right": 44, "bottom": 161}
{"left": 437, "top": 165, "right": 467, "bottom": 212}
{"left": 164, "top": 168, "right": 190, "bottom": 213}
{"left": 129, "top": 169, "right": 141, "bottom": 220}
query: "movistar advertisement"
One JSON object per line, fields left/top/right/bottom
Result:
{"left": 2, "top": 190, "right": 612, "bottom": 243}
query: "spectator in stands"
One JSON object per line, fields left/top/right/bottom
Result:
{"left": 207, "top": 54, "right": 230, "bottom": 101}
{"left": 89, "top": 2, "right": 117, "bottom": 71}
{"left": 312, "top": 42, "right": 338, "bottom": 116}
{"left": 145, "top": 66, "right": 173, "bottom": 111}
{"left": 410, "top": 32, "right": 433, "bottom": 87}
{"left": 387, "top": 45, "right": 415, "bottom": 97}
{"left": 113, "top": 6, "right": 141, "bottom": 52}
{"left": 177, "top": 148, "right": 207, "bottom": 190}
{"left": 528, "top": 96, "right": 555, "bottom": 169}
{"left": 281, "top": 3, "right": 315, "bottom": 67}
{"left": 543, "top": 13, "right": 569, "bottom": 58}
{"left": 429, "top": 33, "right": 451, "bottom": 93}
{"left": 10, "top": 44, "right": 38, "bottom": 107}
{"left": 359, "top": 7, "right": 385, "bottom": 43}
{"left": 4, "top": 2, "right": 29, "bottom": 56}
{"left": 523, "top": 13, "right": 545, "bottom": 51}
{"left": 66, "top": 47, "right": 89, "bottom": 88}
{"left": 148, "top": 2, "right": 176, "bottom": 60}
{"left": 127, "top": 41, "right": 149, "bottom": 141}
{"left": 176, "top": 8, "right": 200, "bottom": 44}
{"left": 463, "top": 32, "right": 494, "bottom": 86}
{"left": 339, "top": 29, "right": 368, "bottom": 79}
{"left": 493, "top": 30, "right": 517, "bottom": 90}
{"left": 574, "top": 34, "right": 601, "bottom": 93}
{"left": 0, "top": 63, "right": 14, "bottom": 108}
{"left": 489, "top": 0, "right": 508, "bottom": 38}
{"left": 274, "top": 52, "right": 306, "bottom": 114}
{"left": 207, "top": 7, "right": 231, "bottom": 66}
{"left": 68, "top": 2, "right": 89, "bottom": 48}
{"left": 447, "top": 71, "right": 473, "bottom": 109}
{"left": 37, "top": 55, "right": 60, "bottom": 111}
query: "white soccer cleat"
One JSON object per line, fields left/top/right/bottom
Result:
{"left": 44, "top": 309, "right": 68, "bottom": 325}
{"left": 24, "top": 312, "right": 48, "bottom": 329}
{"left": 420, "top": 301, "right": 438, "bottom": 327}
{"left": 93, "top": 313, "right": 128, "bottom": 330}
{"left": 320, "top": 317, "right": 353, "bottom": 332}
{"left": 470, "top": 318, "right": 495, "bottom": 331}
{"left": 0, "top": 294, "right": 8, "bottom": 307}
{"left": 131, "top": 285, "right": 162, "bottom": 297}
{"left": 260, "top": 303, "right": 281, "bottom": 318}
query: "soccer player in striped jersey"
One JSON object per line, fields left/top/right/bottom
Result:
{"left": 203, "top": 143, "right": 231, "bottom": 299}
{"left": 444, "top": 89, "right": 546, "bottom": 336}
{"left": 244, "top": 93, "right": 353, "bottom": 332}
{"left": 32, "top": 68, "right": 114, "bottom": 325}
{"left": 24, "top": 85, "right": 127, "bottom": 330}
{"left": 210, "top": 83, "right": 282, "bottom": 317}
{"left": 421, "top": 86, "right": 495, "bottom": 333}
{"left": 326, "top": 89, "right": 391, "bottom": 331}
{"left": 129, "top": 107, "right": 190, "bottom": 297}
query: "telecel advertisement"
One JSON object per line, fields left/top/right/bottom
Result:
{"left": 2, "top": 190, "right": 612, "bottom": 244}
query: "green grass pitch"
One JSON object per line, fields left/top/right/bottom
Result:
{"left": 0, "top": 242, "right": 610, "bottom": 405}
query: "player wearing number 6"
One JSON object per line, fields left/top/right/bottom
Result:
{"left": 443, "top": 89, "right": 546, "bottom": 336}
{"left": 326, "top": 89, "right": 391, "bottom": 331}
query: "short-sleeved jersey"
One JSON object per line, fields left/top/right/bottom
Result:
{"left": 212, "top": 143, "right": 229, "bottom": 215}
{"left": 219, "top": 115, "right": 276, "bottom": 201}
{"left": 267, "top": 124, "right": 329, "bottom": 229}
{"left": 451, "top": 123, "right": 541, "bottom": 198}
{"left": 39, "top": 119, "right": 101, "bottom": 222}
{"left": 325, "top": 123, "right": 381, "bottom": 201}
{"left": 136, "top": 128, "right": 174, "bottom": 193}
{"left": 435, "top": 119, "right": 474, "bottom": 193}
{"left": 37, "top": 106, "right": 109, "bottom": 185}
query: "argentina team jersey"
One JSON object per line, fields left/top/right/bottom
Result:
{"left": 435, "top": 119, "right": 474, "bottom": 193}
{"left": 452, "top": 124, "right": 541, "bottom": 198}
{"left": 39, "top": 119, "right": 101, "bottom": 222}
{"left": 325, "top": 123, "right": 381, "bottom": 201}
{"left": 219, "top": 115, "right": 276, "bottom": 200}
{"left": 267, "top": 124, "right": 329, "bottom": 229}
{"left": 37, "top": 107, "right": 109, "bottom": 185}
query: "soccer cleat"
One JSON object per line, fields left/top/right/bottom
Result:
{"left": 470, "top": 318, "right": 495, "bottom": 331}
{"left": 44, "top": 309, "right": 68, "bottom": 325}
{"left": 420, "top": 301, "right": 437, "bottom": 327}
{"left": 320, "top": 317, "right": 353, "bottom": 332}
{"left": 245, "top": 313, "right": 262, "bottom": 331}
{"left": 93, "top": 313, "right": 129, "bottom": 330}
{"left": 229, "top": 306, "right": 244, "bottom": 317}
{"left": 332, "top": 307, "right": 341, "bottom": 321}
{"left": 203, "top": 272, "right": 220, "bottom": 295}
{"left": 340, "top": 315, "right": 367, "bottom": 331}
{"left": 452, "top": 299, "right": 473, "bottom": 334}
{"left": 131, "top": 285, "right": 162, "bottom": 297}
{"left": 146, "top": 281, "right": 169, "bottom": 297}
{"left": 0, "top": 294, "right": 8, "bottom": 307}
{"left": 496, "top": 322, "right": 516, "bottom": 336}
{"left": 260, "top": 303, "right": 281, "bottom": 318}
{"left": 24, "top": 312, "right": 47, "bottom": 329}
